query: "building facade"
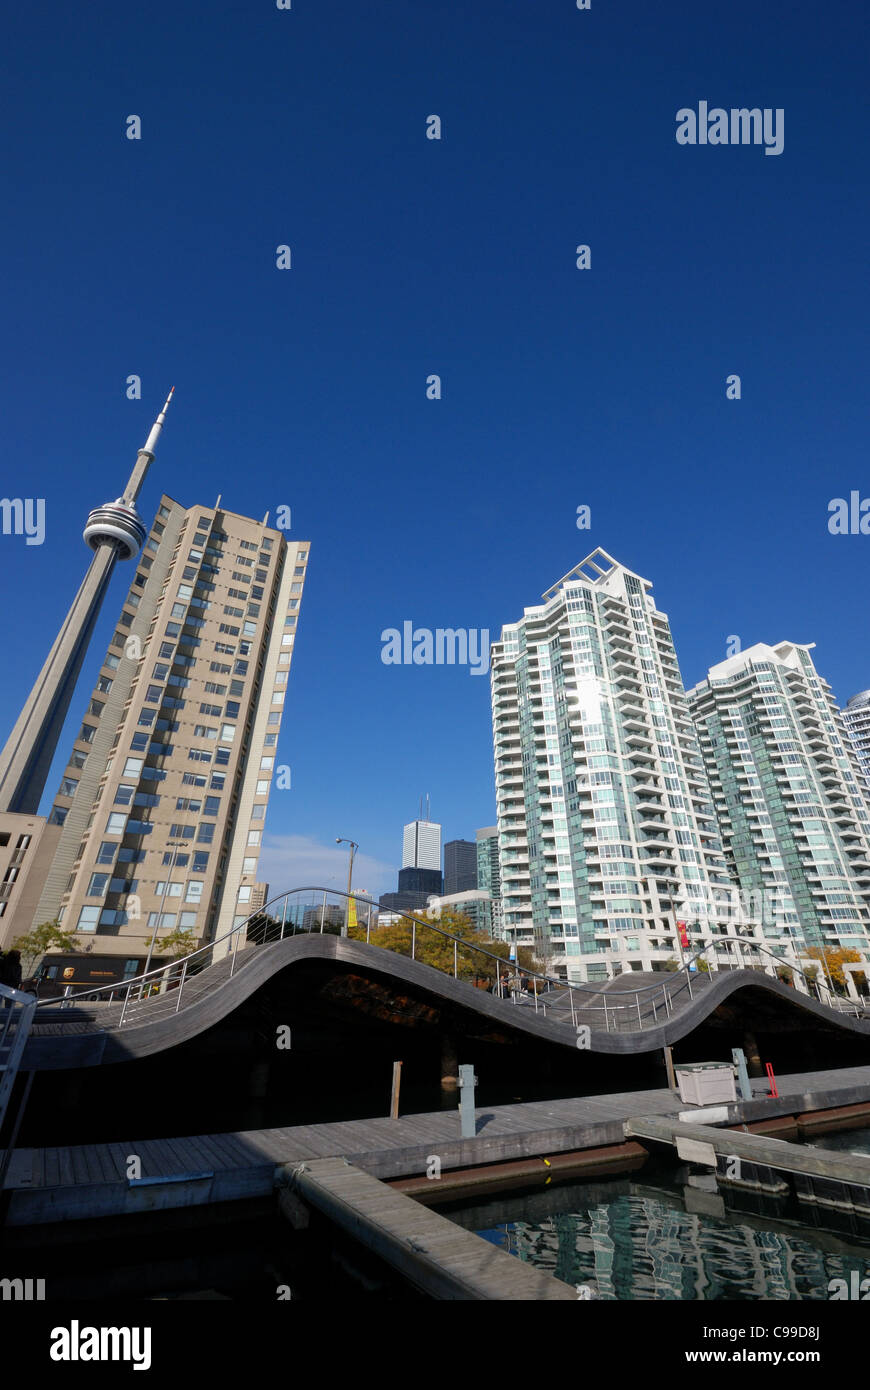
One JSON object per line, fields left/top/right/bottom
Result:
{"left": 443, "top": 839, "right": 477, "bottom": 896}
{"left": 401, "top": 819, "right": 441, "bottom": 872}
{"left": 842, "top": 690, "right": 870, "bottom": 802}
{"left": 29, "top": 496, "right": 308, "bottom": 962}
{"left": 688, "top": 644, "right": 870, "bottom": 954}
{"left": 0, "top": 814, "right": 62, "bottom": 948}
{"left": 489, "top": 549, "right": 734, "bottom": 982}
{"left": 476, "top": 825, "right": 501, "bottom": 901}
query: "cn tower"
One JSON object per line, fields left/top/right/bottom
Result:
{"left": 0, "top": 390, "right": 175, "bottom": 815}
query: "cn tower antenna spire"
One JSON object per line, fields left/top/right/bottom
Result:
{"left": 124, "top": 386, "right": 175, "bottom": 504}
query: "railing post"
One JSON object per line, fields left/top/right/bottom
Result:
{"left": 453, "top": 939, "right": 458, "bottom": 979}
{"left": 636, "top": 996, "right": 642, "bottom": 1029}
{"left": 570, "top": 987, "right": 577, "bottom": 1027}
{"left": 119, "top": 984, "right": 132, "bottom": 1027}
{"left": 175, "top": 958, "right": 188, "bottom": 1013}
{"left": 230, "top": 925, "right": 240, "bottom": 978}
{"left": 280, "top": 896, "right": 288, "bottom": 940}
{"left": 603, "top": 994, "right": 609, "bottom": 1031}
{"left": 366, "top": 912, "right": 371, "bottom": 944}
{"left": 411, "top": 921, "right": 416, "bottom": 960}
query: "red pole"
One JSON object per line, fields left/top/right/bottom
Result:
{"left": 765, "top": 1062, "right": 778, "bottom": 1098}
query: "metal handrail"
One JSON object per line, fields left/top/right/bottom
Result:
{"left": 31, "top": 885, "right": 869, "bottom": 1033}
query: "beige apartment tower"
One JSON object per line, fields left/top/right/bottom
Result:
{"left": 25, "top": 499, "right": 308, "bottom": 961}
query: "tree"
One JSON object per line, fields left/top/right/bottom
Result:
{"left": 12, "top": 919, "right": 80, "bottom": 977}
{"left": 142, "top": 926, "right": 197, "bottom": 960}
{"left": 357, "top": 909, "right": 539, "bottom": 983}
{"left": 806, "top": 947, "right": 867, "bottom": 995}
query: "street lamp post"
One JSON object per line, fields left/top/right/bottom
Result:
{"left": 335, "top": 838, "right": 358, "bottom": 938}
{"left": 140, "top": 838, "right": 188, "bottom": 998}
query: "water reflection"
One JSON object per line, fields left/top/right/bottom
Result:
{"left": 456, "top": 1169, "right": 870, "bottom": 1300}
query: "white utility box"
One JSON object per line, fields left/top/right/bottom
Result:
{"left": 674, "top": 1062, "right": 737, "bottom": 1106}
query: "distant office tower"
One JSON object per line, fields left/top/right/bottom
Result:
{"left": 688, "top": 643, "right": 870, "bottom": 953}
{"left": 0, "top": 392, "right": 174, "bottom": 816}
{"left": 489, "top": 549, "right": 734, "bottom": 982}
{"left": 476, "top": 826, "right": 501, "bottom": 900}
{"left": 444, "top": 839, "right": 477, "bottom": 896}
{"left": 402, "top": 818, "right": 441, "bottom": 871}
{"left": 397, "top": 866, "right": 442, "bottom": 897}
{"left": 29, "top": 496, "right": 309, "bottom": 961}
{"left": 843, "top": 691, "right": 870, "bottom": 800}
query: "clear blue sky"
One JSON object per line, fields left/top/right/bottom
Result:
{"left": 1, "top": 0, "right": 867, "bottom": 900}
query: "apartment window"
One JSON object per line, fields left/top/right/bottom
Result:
{"left": 86, "top": 873, "right": 109, "bottom": 897}
{"left": 76, "top": 906, "right": 100, "bottom": 933}
{"left": 219, "top": 624, "right": 240, "bottom": 636}
{"left": 169, "top": 823, "right": 195, "bottom": 839}
{"left": 138, "top": 708, "right": 156, "bottom": 727}
{"left": 114, "top": 785, "right": 135, "bottom": 806}
{"left": 194, "top": 725, "right": 217, "bottom": 739}
{"left": 203, "top": 796, "right": 221, "bottom": 816}
{"left": 247, "top": 603, "right": 260, "bottom": 618}
{"left": 242, "top": 857, "right": 257, "bottom": 874}
{"left": 271, "top": 692, "right": 284, "bottom": 705}
{"left": 220, "top": 724, "right": 236, "bottom": 742}
{"left": 200, "top": 703, "right": 222, "bottom": 717}
{"left": 96, "top": 675, "right": 113, "bottom": 694}
{"left": 224, "top": 605, "right": 243, "bottom": 618}
{"left": 234, "top": 660, "right": 249, "bottom": 676}
{"left": 188, "top": 749, "right": 212, "bottom": 762}
{"left": 176, "top": 798, "right": 201, "bottom": 813}
{"left": 238, "top": 886, "right": 252, "bottom": 903}
{"left": 192, "top": 851, "right": 209, "bottom": 872}
{"left": 215, "top": 642, "right": 235, "bottom": 654}
{"left": 251, "top": 805, "right": 265, "bottom": 820}
{"left": 268, "top": 713, "right": 281, "bottom": 726}
{"left": 155, "top": 882, "right": 183, "bottom": 898}
{"left": 179, "top": 912, "right": 198, "bottom": 929}
{"left": 225, "top": 701, "right": 240, "bottom": 719}
{"left": 247, "top": 830, "right": 261, "bottom": 846}
{"left": 171, "top": 603, "right": 186, "bottom": 619}
{"left": 70, "top": 749, "right": 88, "bottom": 769}
{"left": 59, "top": 777, "right": 78, "bottom": 797}
{"left": 105, "top": 814, "right": 126, "bottom": 835}
{"left": 162, "top": 852, "right": 189, "bottom": 868}
{"left": 182, "top": 773, "right": 206, "bottom": 787}
{"left": 256, "top": 780, "right": 269, "bottom": 795}
{"left": 185, "top": 880, "right": 204, "bottom": 903}
{"left": 204, "top": 682, "right": 226, "bottom": 695}
{"left": 294, "top": 567, "right": 305, "bottom": 576}
{"left": 209, "top": 772, "right": 226, "bottom": 790}
{"left": 122, "top": 757, "right": 143, "bottom": 777}
{"left": 215, "top": 748, "right": 231, "bottom": 766}
{"left": 147, "top": 912, "right": 177, "bottom": 929}
{"left": 80, "top": 724, "right": 97, "bottom": 743}
{"left": 197, "top": 824, "right": 215, "bottom": 843}
{"left": 260, "top": 756, "right": 274, "bottom": 770}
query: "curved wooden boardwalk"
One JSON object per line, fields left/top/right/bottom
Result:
{"left": 23, "top": 934, "right": 870, "bottom": 1071}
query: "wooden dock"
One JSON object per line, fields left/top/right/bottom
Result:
{"left": 6, "top": 1063, "right": 870, "bottom": 1229}
{"left": 282, "top": 1157, "right": 578, "bottom": 1300}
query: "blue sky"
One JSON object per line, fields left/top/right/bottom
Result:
{"left": 1, "top": 0, "right": 867, "bottom": 900}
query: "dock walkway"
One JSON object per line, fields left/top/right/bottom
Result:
{"left": 6, "top": 1064, "right": 870, "bottom": 1228}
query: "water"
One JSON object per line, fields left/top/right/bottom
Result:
{"left": 803, "top": 1124, "right": 870, "bottom": 1157}
{"left": 446, "top": 1158, "right": 870, "bottom": 1300}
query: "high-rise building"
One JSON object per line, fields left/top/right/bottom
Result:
{"left": 688, "top": 644, "right": 870, "bottom": 953}
{"left": 443, "top": 839, "right": 477, "bottom": 896}
{"left": 402, "top": 818, "right": 441, "bottom": 871}
{"left": 842, "top": 690, "right": 870, "bottom": 801}
{"left": 489, "top": 549, "right": 734, "bottom": 982}
{"left": 476, "top": 825, "right": 501, "bottom": 900}
{"left": 28, "top": 495, "right": 309, "bottom": 962}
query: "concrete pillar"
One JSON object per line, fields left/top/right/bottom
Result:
{"left": 742, "top": 1030, "right": 763, "bottom": 1078}
{"left": 440, "top": 1034, "right": 458, "bottom": 1089}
